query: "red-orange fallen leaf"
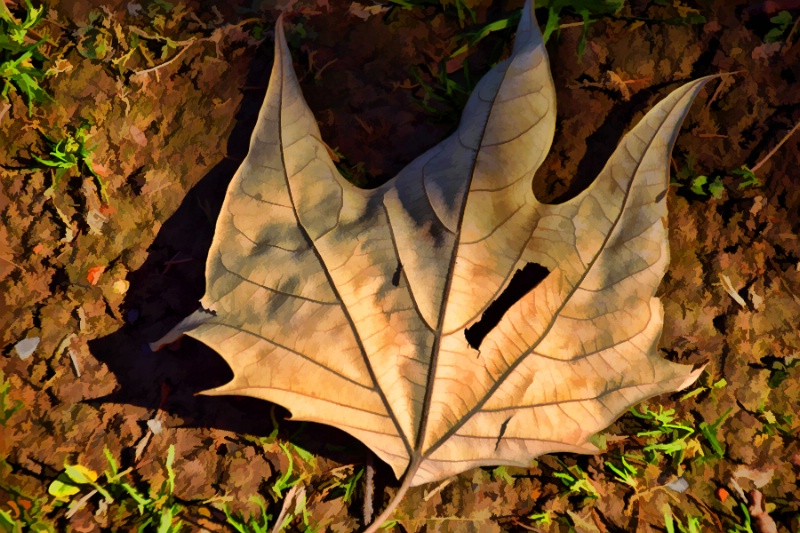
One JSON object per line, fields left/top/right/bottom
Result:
{"left": 5, "top": 501, "right": 20, "bottom": 519}
{"left": 99, "top": 204, "right": 117, "bottom": 216}
{"left": 716, "top": 487, "right": 729, "bottom": 503}
{"left": 87, "top": 266, "right": 105, "bottom": 285}
{"left": 32, "top": 243, "right": 44, "bottom": 254}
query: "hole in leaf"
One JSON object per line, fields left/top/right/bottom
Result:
{"left": 392, "top": 261, "right": 403, "bottom": 287}
{"left": 495, "top": 416, "right": 513, "bottom": 451}
{"left": 464, "top": 262, "right": 550, "bottom": 351}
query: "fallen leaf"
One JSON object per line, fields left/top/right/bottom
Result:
{"left": 734, "top": 465, "right": 775, "bottom": 489}
{"left": 153, "top": 0, "right": 708, "bottom": 520}
{"left": 87, "top": 266, "right": 105, "bottom": 286}
{"left": 129, "top": 125, "right": 148, "bottom": 147}
{"left": 349, "top": 2, "right": 389, "bottom": 20}
{"left": 44, "top": 58, "right": 74, "bottom": 77}
{"left": 752, "top": 42, "right": 782, "bottom": 60}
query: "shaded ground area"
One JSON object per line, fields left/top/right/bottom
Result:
{"left": 1, "top": 0, "right": 799, "bottom": 531}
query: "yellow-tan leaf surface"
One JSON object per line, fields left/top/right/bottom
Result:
{"left": 153, "top": 0, "right": 706, "bottom": 488}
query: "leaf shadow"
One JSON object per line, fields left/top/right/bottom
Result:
{"left": 86, "top": 37, "right": 380, "bottom": 474}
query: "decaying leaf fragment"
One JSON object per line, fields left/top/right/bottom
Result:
{"left": 153, "top": 0, "right": 708, "bottom": 524}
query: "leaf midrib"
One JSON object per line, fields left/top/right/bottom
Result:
{"left": 414, "top": 56, "right": 518, "bottom": 460}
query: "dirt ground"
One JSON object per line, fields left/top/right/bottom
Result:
{"left": 1, "top": 0, "right": 799, "bottom": 531}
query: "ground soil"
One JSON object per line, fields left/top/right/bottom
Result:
{"left": 1, "top": 0, "right": 799, "bottom": 532}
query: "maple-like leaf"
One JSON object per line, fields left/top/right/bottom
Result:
{"left": 153, "top": 0, "right": 707, "bottom": 525}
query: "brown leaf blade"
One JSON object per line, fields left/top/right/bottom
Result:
{"left": 152, "top": 0, "right": 707, "bottom": 490}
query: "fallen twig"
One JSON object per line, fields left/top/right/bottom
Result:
{"left": 271, "top": 484, "right": 300, "bottom": 533}
{"left": 750, "top": 117, "right": 800, "bottom": 174}
{"left": 363, "top": 454, "right": 375, "bottom": 526}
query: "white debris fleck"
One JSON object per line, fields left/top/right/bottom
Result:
{"left": 147, "top": 418, "right": 163, "bottom": 435}
{"left": 666, "top": 477, "right": 689, "bottom": 493}
{"left": 14, "top": 337, "right": 40, "bottom": 360}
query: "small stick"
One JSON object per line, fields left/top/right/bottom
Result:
{"left": 750, "top": 118, "right": 800, "bottom": 174}
{"left": 131, "top": 41, "right": 196, "bottom": 79}
{"left": 271, "top": 484, "right": 300, "bottom": 533}
{"left": 363, "top": 454, "right": 375, "bottom": 526}
{"left": 0, "top": 254, "right": 21, "bottom": 269}
{"left": 423, "top": 478, "right": 452, "bottom": 502}
{"left": 783, "top": 16, "right": 800, "bottom": 51}
{"left": 65, "top": 489, "right": 98, "bottom": 519}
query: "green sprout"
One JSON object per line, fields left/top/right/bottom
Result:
{"left": 387, "top": 0, "right": 477, "bottom": 27}
{"left": 728, "top": 502, "right": 754, "bottom": 533}
{"left": 529, "top": 511, "right": 552, "bottom": 526}
{"left": 0, "top": 0, "right": 50, "bottom": 116}
{"left": 732, "top": 165, "right": 760, "bottom": 190}
{"left": 222, "top": 496, "right": 272, "bottom": 533}
{"left": 690, "top": 174, "right": 725, "bottom": 199}
{"left": 631, "top": 404, "right": 698, "bottom": 462}
{"left": 33, "top": 123, "right": 108, "bottom": 202}
{"left": 698, "top": 407, "right": 733, "bottom": 459}
{"left": 764, "top": 10, "right": 794, "bottom": 43}
{"left": 449, "top": 11, "right": 521, "bottom": 57}
{"left": 271, "top": 443, "right": 313, "bottom": 500}
{"left": 46, "top": 445, "right": 184, "bottom": 532}
{"left": 664, "top": 504, "right": 703, "bottom": 533}
{"left": 340, "top": 468, "right": 363, "bottom": 504}
{"left": 492, "top": 465, "right": 515, "bottom": 485}
{"left": 605, "top": 455, "right": 639, "bottom": 489}
{"left": 552, "top": 460, "right": 600, "bottom": 499}
{"left": 540, "top": 0, "right": 625, "bottom": 57}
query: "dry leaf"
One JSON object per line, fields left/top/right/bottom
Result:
{"left": 129, "top": 125, "right": 148, "bottom": 147}
{"left": 153, "top": 0, "right": 708, "bottom": 522}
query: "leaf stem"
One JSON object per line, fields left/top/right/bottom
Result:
{"left": 362, "top": 460, "right": 420, "bottom": 533}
